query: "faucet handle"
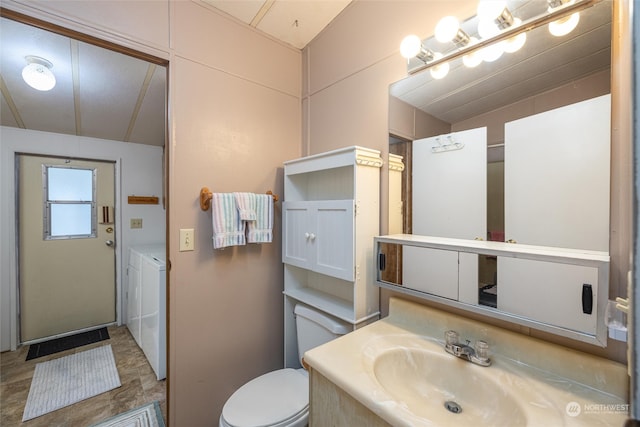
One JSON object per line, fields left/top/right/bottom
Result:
{"left": 445, "top": 330, "right": 459, "bottom": 346}
{"left": 475, "top": 340, "right": 490, "bottom": 360}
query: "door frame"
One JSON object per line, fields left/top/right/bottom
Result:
{"left": 0, "top": 8, "right": 170, "bottom": 353}
{"left": 16, "top": 153, "right": 120, "bottom": 345}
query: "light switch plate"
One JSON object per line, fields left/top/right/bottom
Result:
{"left": 179, "top": 228, "right": 195, "bottom": 251}
{"left": 130, "top": 218, "right": 143, "bottom": 229}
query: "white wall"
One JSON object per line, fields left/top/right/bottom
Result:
{"left": 0, "top": 126, "right": 165, "bottom": 351}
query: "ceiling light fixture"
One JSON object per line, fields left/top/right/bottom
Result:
{"left": 400, "top": 35, "right": 449, "bottom": 78}
{"left": 22, "top": 56, "right": 56, "bottom": 91}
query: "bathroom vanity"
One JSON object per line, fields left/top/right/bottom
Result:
{"left": 305, "top": 297, "right": 628, "bottom": 426}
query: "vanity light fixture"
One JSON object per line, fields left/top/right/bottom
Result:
{"left": 400, "top": 35, "right": 434, "bottom": 62}
{"left": 476, "top": 0, "right": 514, "bottom": 38}
{"left": 22, "top": 56, "right": 56, "bottom": 91}
{"left": 547, "top": 0, "right": 580, "bottom": 37}
{"left": 434, "top": 16, "right": 471, "bottom": 48}
{"left": 400, "top": 35, "right": 449, "bottom": 79}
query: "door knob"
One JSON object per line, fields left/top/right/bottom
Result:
{"left": 105, "top": 240, "right": 114, "bottom": 247}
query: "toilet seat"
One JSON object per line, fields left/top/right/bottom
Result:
{"left": 220, "top": 368, "right": 309, "bottom": 427}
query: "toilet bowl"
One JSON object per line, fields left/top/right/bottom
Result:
{"left": 219, "top": 305, "right": 349, "bottom": 427}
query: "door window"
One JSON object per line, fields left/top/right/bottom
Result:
{"left": 43, "top": 166, "right": 97, "bottom": 239}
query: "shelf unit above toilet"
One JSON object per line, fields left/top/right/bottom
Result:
{"left": 282, "top": 146, "right": 382, "bottom": 368}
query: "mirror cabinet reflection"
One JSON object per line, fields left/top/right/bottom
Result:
{"left": 380, "top": 0, "right": 613, "bottom": 346}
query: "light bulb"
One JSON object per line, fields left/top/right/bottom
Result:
{"left": 435, "top": 16, "right": 460, "bottom": 43}
{"left": 429, "top": 52, "right": 449, "bottom": 79}
{"left": 478, "top": 18, "right": 500, "bottom": 39}
{"left": 477, "top": 0, "right": 507, "bottom": 21}
{"left": 21, "top": 57, "right": 56, "bottom": 91}
{"left": 400, "top": 35, "right": 423, "bottom": 59}
{"left": 548, "top": 12, "right": 580, "bottom": 36}
{"left": 503, "top": 18, "right": 527, "bottom": 53}
{"left": 462, "top": 37, "right": 483, "bottom": 68}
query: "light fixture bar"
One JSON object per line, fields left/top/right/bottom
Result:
{"left": 408, "top": 0, "right": 600, "bottom": 75}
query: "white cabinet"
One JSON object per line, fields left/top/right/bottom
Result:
{"left": 127, "top": 245, "right": 166, "bottom": 380}
{"left": 283, "top": 200, "right": 354, "bottom": 281}
{"left": 283, "top": 146, "right": 382, "bottom": 368}
{"left": 375, "top": 234, "right": 610, "bottom": 347}
{"left": 127, "top": 251, "right": 142, "bottom": 346}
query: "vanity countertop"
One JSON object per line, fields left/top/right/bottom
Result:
{"left": 304, "top": 297, "right": 628, "bottom": 426}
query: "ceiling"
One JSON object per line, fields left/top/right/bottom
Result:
{"left": 390, "top": 0, "right": 612, "bottom": 124}
{"left": 203, "top": 0, "right": 352, "bottom": 49}
{"left": 0, "top": 1, "right": 351, "bottom": 146}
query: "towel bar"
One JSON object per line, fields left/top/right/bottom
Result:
{"left": 199, "top": 187, "right": 278, "bottom": 211}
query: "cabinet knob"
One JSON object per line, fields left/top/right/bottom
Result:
{"left": 309, "top": 233, "right": 316, "bottom": 241}
{"left": 305, "top": 232, "right": 310, "bottom": 239}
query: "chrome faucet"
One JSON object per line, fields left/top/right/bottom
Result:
{"left": 444, "top": 330, "right": 491, "bottom": 367}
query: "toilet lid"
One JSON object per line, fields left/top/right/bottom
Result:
{"left": 222, "top": 368, "right": 308, "bottom": 427}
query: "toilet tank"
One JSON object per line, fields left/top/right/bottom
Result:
{"left": 294, "top": 305, "right": 350, "bottom": 366}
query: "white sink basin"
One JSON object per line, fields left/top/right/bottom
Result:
{"left": 304, "top": 298, "right": 629, "bottom": 427}
{"left": 373, "top": 347, "right": 527, "bottom": 426}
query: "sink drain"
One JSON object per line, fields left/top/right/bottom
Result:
{"left": 444, "top": 401, "right": 462, "bottom": 414}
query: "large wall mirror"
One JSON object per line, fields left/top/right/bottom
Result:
{"left": 381, "top": 0, "right": 613, "bottom": 346}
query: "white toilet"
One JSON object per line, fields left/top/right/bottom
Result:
{"left": 219, "top": 304, "right": 350, "bottom": 427}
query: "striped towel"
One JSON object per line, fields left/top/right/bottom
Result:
{"left": 233, "top": 192, "right": 257, "bottom": 221}
{"left": 247, "top": 194, "right": 273, "bottom": 243}
{"left": 211, "top": 193, "right": 246, "bottom": 249}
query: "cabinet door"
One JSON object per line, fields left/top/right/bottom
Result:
{"left": 283, "top": 200, "right": 355, "bottom": 281}
{"left": 402, "top": 246, "right": 459, "bottom": 300}
{"left": 283, "top": 201, "right": 313, "bottom": 270}
{"left": 312, "top": 200, "right": 355, "bottom": 281}
{"left": 498, "top": 257, "right": 599, "bottom": 334}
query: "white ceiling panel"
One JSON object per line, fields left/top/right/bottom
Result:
{"left": 0, "top": 16, "right": 167, "bottom": 146}
{"left": 202, "top": 0, "right": 351, "bottom": 49}
{"left": 204, "top": 0, "right": 266, "bottom": 24}
{"left": 257, "top": 0, "right": 351, "bottom": 49}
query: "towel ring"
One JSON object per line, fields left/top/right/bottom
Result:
{"left": 200, "top": 187, "right": 278, "bottom": 211}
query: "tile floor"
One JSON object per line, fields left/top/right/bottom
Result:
{"left": 0, "top": 325, "right": 166, "bottom": 426}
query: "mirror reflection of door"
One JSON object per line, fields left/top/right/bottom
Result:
{"left": 18, "top": 155, "right": 116, "bottom": 342}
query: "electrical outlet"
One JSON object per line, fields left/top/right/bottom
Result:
{"left": 180, "top": 228, "right": 195, "bottom": 251}
{"left": 131, "top": 218, "right": 143, "bottom": 229}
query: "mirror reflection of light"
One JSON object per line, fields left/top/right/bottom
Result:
{"left": 503, "top": 19, "right": 527, "bottom": 53}
{"left": 462, "top": 37, "right": 483, "bottom": 68}
{"left": 481, "top": 42, "right": 505, "bottom": 62}
{"left": 548, "top": 12, "right": 580, "bottom": 36}
{"left": 429, "top": 52, "right": 449, "bottom": 79}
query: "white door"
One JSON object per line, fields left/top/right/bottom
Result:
{"left": 504, "top": 95, "right": 610, "bottom": 251}
{"left": 412, "top": 127, "right": 487, "bottom": 240}
{"left": 18, "top": 155, "right": 116, "bottom": 342}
